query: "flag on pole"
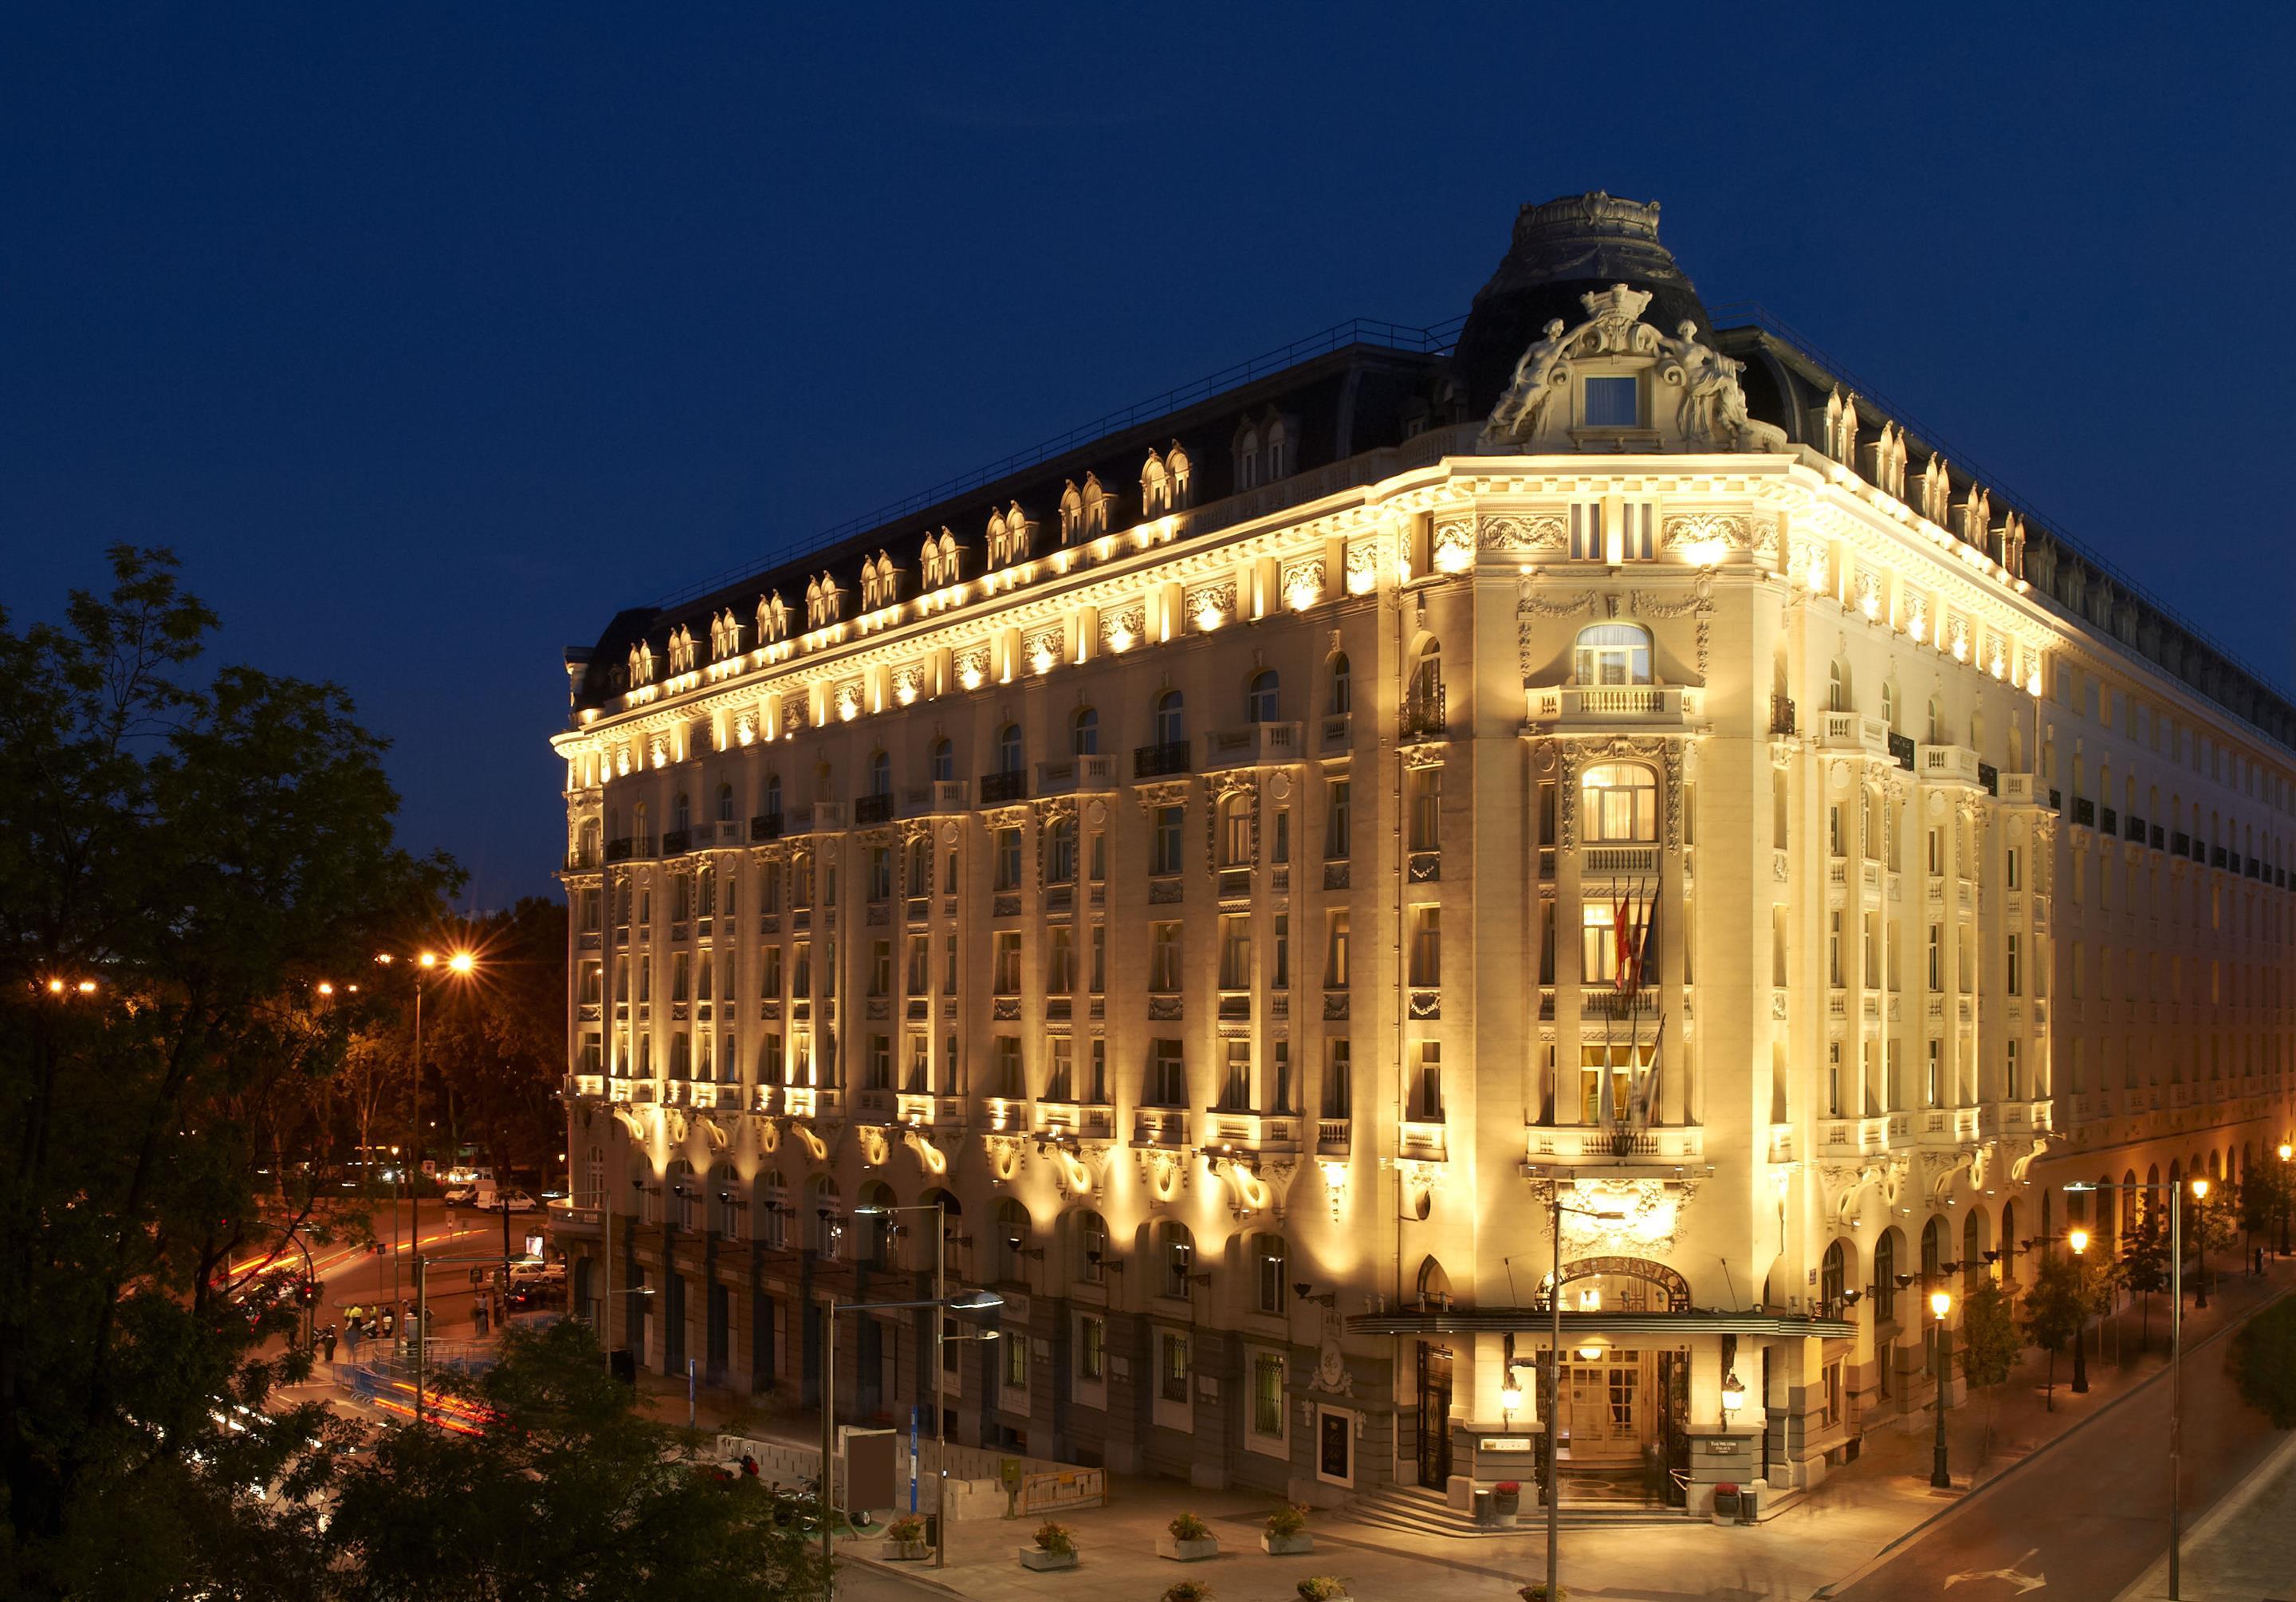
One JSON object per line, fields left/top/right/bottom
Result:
{"left": 1628, "top": 884, "right": 1657, "bottom": 997}
{"left": 1630, "top": 1017, "right": 1668, "bottom": 1131}
{"left": 1612, "top": 890, "right": 1634, "bottom": 993}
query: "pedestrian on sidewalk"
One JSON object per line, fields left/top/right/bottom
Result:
{"left": 472, "top": 1301, "right": 489, "bottom": 1337}
{"left": 379, "top": 1309, "right": 395, "bottom": 1340}
{"left": 344, "top": 1321, "right": 362, "bottom": 1358}
{"left": 321, "top": 1325, "right": 338, "bottom": 1363}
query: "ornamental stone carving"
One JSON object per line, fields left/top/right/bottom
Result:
{"left": 1480, "top": 513, "right": 1567, "bottom": 553}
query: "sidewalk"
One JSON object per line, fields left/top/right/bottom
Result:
{"left": 2115, "top": 1423, "right": 2296, "bottom": 1602}
{"left": 827, "top": 1258, "right": 2295, "bottom": 1602}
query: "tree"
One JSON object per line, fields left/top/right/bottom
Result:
{"left": 2230, "top": 1298, "right": 2296, "bottom": 1429}
{"left": 1958, "top": 1280, "right": 2020, "bottom": 1458}
{"left": 2238, "top": 1170, "right": 2276, "bottom": 1254}
{"left": 2192, "top": 1189, "right": 2240, "bottom": 1297}
{"left": 2021, "top": 1254, "right": 2087, "bottom": 1411}
{"left": 322, "top": 1318, "right": 828, "bottom": 1600}
{"left": 2120, "top": 1204, "right": 2170, "bottom": 1354}
{"left": 0, "top": 547, "right": 453, "bottom": 1596}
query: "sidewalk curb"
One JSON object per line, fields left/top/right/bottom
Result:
{"left": 1814, "top": 1286, "right": 2290, "bottom": 1599}
{"left": 839, "top": 1551, "right": 975, "bottom": 1600}
{"left": 2109, "top": 1422, "right": 2296, "bottom": 1602}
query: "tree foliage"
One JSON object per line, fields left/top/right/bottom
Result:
{"left": 2120, "top": 1204, "right": 2170, "bottom": 1353}
{"left": 423, "top": 896, "right": 568, "bottom": 1182}
{"left": 2230, "top": 1297, "right": 2296, "bottom": 1430}
{"left": 324, "top": 1320, "right": 827, "bottom": 1600}
{"left": 2020, "top": 1254, "right": 2088, "bottom": 1410}
{"left": 1959, "top": 1281, "right": 2020, "bottom": 1391}
{"left": 0, "top": 549, "right": 454, "bottom": 1596}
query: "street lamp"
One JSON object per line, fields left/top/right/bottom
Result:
{"left": 1929, "top": 1287, "right": 1954, "bottom": 1490}
{"left": 2278, "top": 1143, "right": 2291, "bottom": 1259}
{"left": 819, "top": 1289, "right": 1003, "bottom": 1600}
{"left": 2068, "top": 1229, "right": 2092, "bottom": 1395}
{"left": 2191, "top": 1176, "right": 2211, "bottom": 1311}
{"left": 849, "top": 1199, "right": 954, "bottom": 1569}
{"left": 1523, "top": 1168, "right": 1630, "bottom": 1602}
{"left": 1500, "top": 1373, "right": 1523, "bottom": 1430}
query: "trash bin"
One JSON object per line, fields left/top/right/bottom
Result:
{"left": 1472, "top": 1488, "right": 1493, "bottom": 1525}
{"left": 1711, "top": 1482, "right": 1740, "bottom": 1521}
{"left": 1736, "top": 1487, "right": 1759, "bottom": 1525}
{"left": 922, "top": 1514, "right": 938, "bottom": 1549}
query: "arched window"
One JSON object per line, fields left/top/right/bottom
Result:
{"left": 1246, "top": 669, "right": 1280, "bottom": 724}
{"left": 859, "top": 1180, "right": 898, "bottom": 1269}
{"left": 997, "top": 1199, "right": 1033, "bottom": 1284}
{"left": 760, "top": 1171, "right": 789, "bottom": 1249}
{"left": 669, "top": 1158, "right": 698, "bottom": 1231}
{"left": 710, "top": 1163, "right": 744, "bottom": 1241}
{"left": 1046, "top": 817, "right": 1077, "bottom": 884}
{"left": 716, "top": 783, "right": 735, "bottom": 823}
{"left": 674, "top": 792, "right": 692, "bottom": 833}
{"left": 1573, "top": 624, "right": 1651, "bottom": 687}
{"left": 1927, "top": 698, "right": 1947, "bottom": 746}
{"left": 1961, "top": 1210, "right": 1987, "bottom": 1290}
{"left": 792, "top": 849, "right": 814, "bottom": 910}
{"left": 1828, "top": 659, "right": 1851, "bottom": 714}
{"left": 1921, "top": 1214, "right": 1948, "bottom": 1281}
{"left": 1159, "top": 1221, "right": 1197, "bottom": 1300}
{"left": 1073, "top": 1209, "right": 1110, "bottom": 1285}
{"left": 1881, "top": 680, "right": 1898, "bottom": 732}
{"left": 1581, "top": 762, "right": 1658, "bottom": 843}
{"left": 997, "top": 723, "right": 1024, "bottom": 774}
{"left": 1822, "top": 1238, "right": 1848, "bottom": 1312}
{"left": 1072, "top": 707, "right": 1099, "bottom": 756}
{"left": 1329, "top": 652, "right": 1352, "bottom": 715}
{"left": 930, "top": 738, "right": 953, "bottom": 782}
{"left": 1873, "top": 1227, "right": 1901, "bottom": 1323}
{"left": 808, "top": 1175, "right": 843, "bottom": 1258}
{"left": 905, "top": 834, "right": 931, "bottom": 892}
{"left": 868, "top": 750, "right": 891, "bottom": 797}
{"left": 1219, "top": 793, "right": 1252, "bottom": 866}
{"left": 1154, "top": 690, "right": 1185, "bottom": 746}
{"left": 580, "top": 818, "right": 602, "bottom": 864}
{"left": 1410, "top": 639, "right": 1443, "bottom": 703}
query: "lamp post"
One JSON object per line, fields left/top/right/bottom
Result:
{"left": 2278, "top": 1143, "right": 2291, "bottom": 1259}
{"left": 2191, "top": 1176, "right": 2211, "bottom": 1311}
{"left": 2068, "top": 1229, "right": 2091, "bottom": 1394}
{"left": 1526, "top": 1170, "right": 1630, "bottom": 1602}
{"left": 1500, "top": 1374, "right": 1523, "bottom": 1431}
{"left": 379, "top": 947, "right": 477, "bottom": 1334}
{"left": 850, "top": 1200, "right": 950, "bottom": 1566}
{"left": 819, "top": 1289, "right": 1001, "bottom": 1601}
{"left": 1929, "top": 1287, "right": 1954, "bottom": 1489}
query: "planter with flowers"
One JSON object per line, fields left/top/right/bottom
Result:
{"left": 1158, "top": 1511, "right": 1221, "bottom": 1562}
{"left": 1020, "top": 1521, "right": 1078, "bottom": 1572}
{"left": 1492, "top": 1481, "right": 1521, "bottom": 1525}
{"left": 883, "top": 1514, "right": 929, "bottom": 1562}
{"left": 1162, "top": 1582, "right": 1215, "bottom": 1602}
{"left": 1297, "top": 1577, "right": 1351, "bottom": 1602}
{"left": 1263, "top": 1502, "right": 1314, "bottom": 1556}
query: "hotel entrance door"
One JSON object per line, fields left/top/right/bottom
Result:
{"left": 1415, "top": 1342, "right": 1453, "bottom": 1489}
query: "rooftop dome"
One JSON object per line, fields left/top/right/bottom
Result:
{"left": 1453, "top": 192, "right": 1713, "bottom": 412}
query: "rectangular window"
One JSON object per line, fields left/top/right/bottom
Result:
{"left": 1150, "top": 923, "right": 1182, "bottom": 992}
{"left": 1147, "top": 1038, "right": 1186, "bottom": 1106}
{"left": 2006, "top": 934, "right": 2021, "bottom": 996}
{"left": 1152, "top": 805, "right": 1185, "bottom": 875}
{"left": 1219, "top": 915, "right": 1252, "bottom": 990}
{"left": 1220, "top": 1039, "right": 1252, "bottom": 1110}
{"left": 942, "top": 932, "right": 957, "bottom": 994}
{"left": 1928, "top": 829, "right": 1944, "bottom": 876}
{"left": 672, "top": 951, "right": 691, "bottom": 1002}
{"left": 1003, "top": 1328, "right": 1028, "bottom": 1390}
{"left": 993, "top": 931, "right": 1020, "bottom": 994}
{"left": 1583, "top": 375, "right": 1638, "bottom": 427}
{"left": 1079, "top": 1315, "right": 1105, "bottom": 1382}
{"left": 1272, "top": 809, "right": 1290, "bottom": 865}
{"left": 1087, "top": 1037, "right": 1108, "bottom": 1103}
{"left": 1826, "top": 1041, "right": 1842, "bottom": 1116}
{"left": 1326, "top": 779, "right": 1351, "bottom": 859}
{"left": 1409, "top": 906, "right": 1441, "bottom": 987}
{"left": 1323, "top": 1039, "right": 1352, "bottom": 1118}
{"left": 906, "top": 935, "right": 929, "bottom": 994}
{"left": 866, "top": 1033, "right": 890, "bottom": 1090}
{"left": 869, "top": 940, "right": 892, "bottom": 997}
{"left": 1252, "top": 1352, "right": 1285, "bottom": 1437}
{"left": 1828, "top": 911, "right": 1844, "bottom": 987}
{"left": 992, "top": 1036, "right": 1022, "bottom": 1098}
{"left": 1325, "top": 912, "right": 1350, "bottom": 988}
{"left": 1255, "top": 1239, "right": 1287, "bottom": 1314}
{"left": 905, "top": 1033, "right": 927, "bottom": 1092}
{"left": 1862, "top": 913, "right": 1880, "bottom": 988}
{"left": 1045, "top": 1036, "right": 1074, "bottom": 1100}
{"left": 868, "top": 845, "right": 892, "bottom": 901}
{"left": 1047, "top": 925, "right": 1075, "bottom": 992}
{"left": 1412, "top": 1041, "right": 1442, "bottom": 1120}
{"left": 1584, "top": 902, "right": 1619, "bottom": 986}
{"left": 2006, "top": 847, "right": 2022, "bottom": 892}
{"left": 1927, "top": 925, "right": 1942, "bottom": 991}
{"left": 1539, "top": 899, "right": 1557, "bottom": 985}
{"left": 1926, "top": 1040, "right": 1941, "bottom": 1108}
{"left": 1408, "top": 766, "right": 1441, "bottom": 852}
{"left": 1089, "top": 923, "right": 1106, "bottom": 993}
{"left": 2006, "top": 1039, "right": 2023, "bottom": 1100}
{"left": 994, "top": 827, "right": 1023, "bottom": 891}
{"left": 792, "top": 940, "right": 811, "bottom": 998}
{"left": 1161, "top": 1331, "right": 1190, "bottom": 1403}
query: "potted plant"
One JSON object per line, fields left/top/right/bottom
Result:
{"left": 1158, "top": 1510, "right": 1221, "bottom": 1562}
{"left": 1162, "top": 1583, "right": 1214, "bottom": 1602}
{"left": 1020, "top": 1521, "right": 1078, "bottom": 1572}
{"left": 884, "top": 1513, "right": 929, "bottom": 1561}
{"left": 1492, "top": 1480, "right": 1521, "bottom": 1523}
{"left": 1297, "top": 1577, "right": 1352, "bottom": 1601}
{"left": 1518, "top": 1584, "right": 1567, "bottom": 1602}
{"left": 1264, "top": 1502, "right": 1314, "bottom": 1555}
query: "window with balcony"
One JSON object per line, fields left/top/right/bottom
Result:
{"left": 1408, "top": 765, "right": 1441, "bottom": 851}
{"left": 1578, "top": 1041, "right": 1646, "bottom": 1124}
{"left": 931, "top": 738, "right": 953, "bottom": 782}
{"left": 1047, "top": 925, "right": 1075, "bottom": 993}
{"left": 1044, "top": 1036, "right": 1073, "bottom": 1100}
{"left": 1411, "top": 1041, "right": 1443, "bottom": 1120}
{"left": 1323, "top": 1039, "right": 1352, "bottom": 1118}
{"left": 997, "top": 723, "right": 1024, "bottom": 774}
{"left": 1219, "top": 1039, "right": 1252, "bottom": 1110}
{"left": 992, "top": 1036, "right": 1023, "bottom": 1098}
{"left": 1154, "top": 690, "right": 1185, "bottom": 746}
{"left": 1218, "top": 915, "right": 1252, "bottom": 990}
{"left": 1328, "top": 652, "right": 1350, "bottom": 714}
{"left": 1072, "top": 707, "right": 1099, "bottom": 755}
{"left": 1146, "top": 1037, "right": 1186, "bottom": 1106}
{"left": 1573, "top": 623, "right": 1651, "bottom": 687}
{"left": 1246, "top": 668, "right": 1280, "bottom": 724}
{"left": 1581, "top": 762, "right": 1657, "bottom": 842}
{"left": 1582, "top": 902, "right": 1619, "bottom": 986}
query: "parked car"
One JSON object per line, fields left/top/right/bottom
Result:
{"left": 478, "top": 1189, "right": 537, "bottom": 1214}
{"left": 442, "top": 1185, "right": 478, "bottom": 1207}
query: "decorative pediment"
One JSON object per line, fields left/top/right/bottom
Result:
{"left": 1480, "top": 283, "right": 1787, "bottom": 455}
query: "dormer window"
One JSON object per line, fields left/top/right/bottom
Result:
{"left": 1583, "top": 376, "right": 1639, "bottom": 428}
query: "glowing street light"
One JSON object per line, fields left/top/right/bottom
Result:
{"left": 1500, "top": 1375, "right": 1523, "bottom": 1430}
{"left": 1929, "top": 1287, "right": 1955, "bottom": 1489}
{"left": 2069, "top": 1230, "right": 2093, "bottom": 1394}
{"left": 2191, "top": 1177, "right": 2211, "bottom": 1310}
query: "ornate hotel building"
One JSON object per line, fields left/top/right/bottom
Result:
{"left": 550, "top": 194, "right": 2296, "bottom": 1518}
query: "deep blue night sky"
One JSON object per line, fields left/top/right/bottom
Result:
{"left": 7, "top": 6, "right": 2292, "bottom": 907}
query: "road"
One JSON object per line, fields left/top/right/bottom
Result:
{"left": 243, "top": 1199, "right": 541, "bottom": 1353}
{"left": 1834, "top": 1292, "right": 2290, "bottom": 1600}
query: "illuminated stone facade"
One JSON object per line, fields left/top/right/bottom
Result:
{"left": 551, "top": 194, "right": 2296, "bottom": 1516}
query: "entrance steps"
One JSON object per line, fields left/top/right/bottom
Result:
{"left": 1338, "top": 1483, "right": 1685, "bottom": 1537}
